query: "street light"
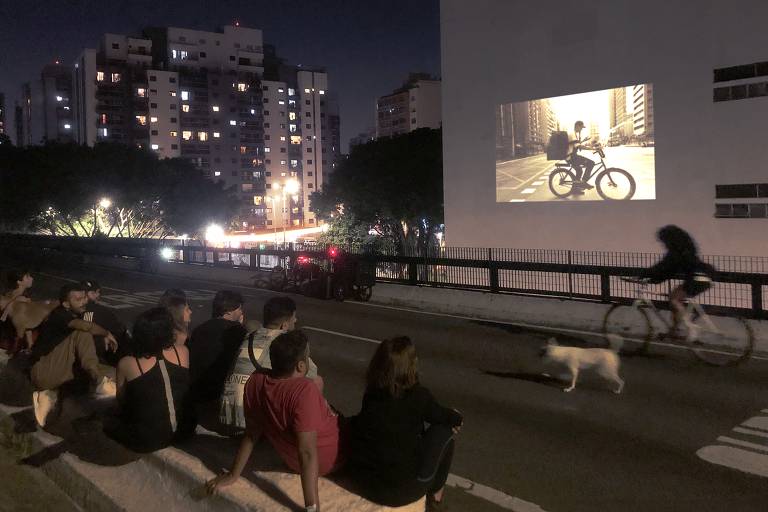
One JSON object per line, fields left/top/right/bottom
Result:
{"left": 99, "top": 197, "right": 112, "bottom": 209}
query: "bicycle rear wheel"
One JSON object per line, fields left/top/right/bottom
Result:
{"left": 548, "top": 168, "right": 577, "bottom": 198}
{"left": 602, "top": 304, "right": 652, "bottom": 355}
{"left": 596, "top": 168, "right": 636, "bottom": 200}
{"left": 688, "top": 314, "right": 754, "bottom": 366}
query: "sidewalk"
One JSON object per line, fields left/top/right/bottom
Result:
{"left": 0, "top": 352, "right": 424, "bottom": 512}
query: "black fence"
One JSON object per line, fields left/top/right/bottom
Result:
{"left": 1, "top": 234, "right": 766, "bottom": 319}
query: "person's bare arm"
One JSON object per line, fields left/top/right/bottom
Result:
{"left": 297, "top": 431, "right": 320, "bottom": 511}
{"left": 67, "top": 319, "right": 118, "bottom": 350}
{"left": 205, "top": 428, "right": 261, "bottom": 494}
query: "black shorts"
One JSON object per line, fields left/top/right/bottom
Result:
{"left": 683, "top": 275, "right": 712, "bottom": 297}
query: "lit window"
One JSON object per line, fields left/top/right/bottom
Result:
{"left": 288, "top": 88, "right": 295, "bottom": 96}
{"left": 56, "top": 95, "right": 63, "bottom": 102}
{"left": 304, "top": 88, "right": 310, "bottom": 93}
{"left": 229, "top": 120, "right": 236, "bottom": 126}
{"left": 100, "top": 114, "right": 107, "bottom": 124}
{"left": 281, "top": 172, "right": 286, "bottom": 177}
{"left": 135, "top": 115, "right": 147, "bottom": 125}
{"left": 180, "top": 50, "right": 188, "bottom": 60}
{"left": 280, "top": 160, "right": 286, "bottom": 165}
{"left": 170, "top": 130, "right": 178, "bottom": 137}
{"left": 137, "top": 88, "right": 146, "bottom": 97}
{"left": 253, "top": 196, "right": 263, "bottom": 205}
{"left": 111, "top": 73, "right": 121, "bottom": 82}
{"left": 212, "top": 105, "right": 219, "bottom": 112}
{"left": 169, "top": 91, "right": 177, "bottom": 97}
{"left": 182, "top": 104, "right": 190, "bottom": 112}
{"left": 97, "top": 71, "right": 105, "bottom": 81}
{"left": 101, "top": 128, "right": 108, "bottom": 136}
{"left": 280, "top": 136, "right": 286, "bottom": 141}
{"left": 278, "top": 100, "right": 285, "bottom": 105}
{"left": 181, "top": 91, "right": 189, "bottom": 101}
{"left": 250, "top": 108, "right": 256, "bottom": 114}
{"left": 182, "top": 130, "right": 193, "bottom": 140}
{"left": 199, "top": 132, "right": 208, "bottom": 141}
{"left": 172, "top": 49, "right": 178, "bottom": 59}
{"left": 290, "top": 136, "right": 301, "bottom": 145}
{"left": 240, "top": 146, "right": 247, "bottom": 154}
{"left": 214, "top": 171, "right": 221, "bottom": 177}
{"left": 319, "top": 90, "right": 325, "bottom": 95}
{"left": 289, "top": 124, "right": 297, "bottom": 133}
{"left": 289, "top": 112, "right": 297, "bottom": 121}
{"left": 151, "top": 144, "right": 159, "bottom": 150}
{"left": 264, "top": 147, "right": 271, "bottom": 153}
{"left": 237, "top": 83, "right": 247, "bottom": 92}
{"left": 64, "top": 123, "right": 71, "bottom": 129}
{"left": 63, "top": 106, "right": 70, "bottom": 110}
{"left": 213, "top": 132, "right": 220, "bottom": 138}
{"left": 150, "top": 116, "right": 158, "bottom": 123}
{"left": 290, "top": 159, "right": 298, "bottom": 167}
{"left": 278, "top": 88, "right": 285, "bottom": 93}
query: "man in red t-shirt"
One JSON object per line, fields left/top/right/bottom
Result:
{"left": 206, "top": 329, "right": 343, "bottom": 512}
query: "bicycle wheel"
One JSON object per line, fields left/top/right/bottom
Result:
{"left": 688, "top": 314, "right": 754, "bottom": 366}
{"left": 548, "top": 168, "right": 577, "bottom": 198}
{"left": 596, "top": 168, "right": 636, "bottom": 200}
{"left": 602, "top": 304, "right": 652, "bottom": 355}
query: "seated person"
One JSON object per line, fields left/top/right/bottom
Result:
{"left": 30, "top": 283, "right": 118, "bottom": 427}
{"left": 181, "top": 290, "right": 246, "bottom": 435}
{"left": 105, "top": 307, "right": 190, "bottom": 453}
{"left": 1, "top": 269, "right": 38, "bottom": 353}
{"left": 219, "top": 296, "right": 321, "bottom": 430}
{"left": 158, "top": 288, "right": 187, "bottom": 308}
{"left": 206, "top": 330, "right": 343, "bottom": 512}
{"left": 82, "top": 280, "right": 131, "bottom": 366}
{"left": 349, "top": 336, "right": 463, "bottom": 510}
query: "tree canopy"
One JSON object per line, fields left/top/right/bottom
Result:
{"left": 0, "top": 142, "right": 238, "bottom": 238}
{"left": 311, "top": 128, "right": 443, "bottom": 253}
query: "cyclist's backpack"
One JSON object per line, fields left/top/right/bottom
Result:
{"left": 546, "top": 131, "right": 569, "bottom": 160}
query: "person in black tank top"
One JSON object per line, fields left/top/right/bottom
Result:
{"left": 105, "top": 308, "right": 190, "bottom": 453}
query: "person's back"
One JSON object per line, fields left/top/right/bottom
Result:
{"left": 107, "top": 307, "right": 190, "bottom": 453}
{"left": 188, "top": 317, "right": 245, "bottom": 401}
{"left": 244, "top": 369, "right": 340, "bottom": 475}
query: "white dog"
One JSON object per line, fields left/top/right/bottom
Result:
{"left": 540, "top": 336, "right": 624, "bottom": 394}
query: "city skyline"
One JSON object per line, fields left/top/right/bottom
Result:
{"left": 0, "top": 0, "right": 440, "bottom": 152}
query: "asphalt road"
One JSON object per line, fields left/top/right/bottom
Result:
{"left": 6, "top": 262, "right": 768, "bottom": 512}
{"left": 496, "top": 146, "right": 656, "bottom": 202}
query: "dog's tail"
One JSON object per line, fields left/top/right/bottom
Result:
{"left": 605, "top": 334, "right": 624, "bottom": 353}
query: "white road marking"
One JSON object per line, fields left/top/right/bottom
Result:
{"left": 717, "top": 435, "right": 768, "bottom": 453}
{"left": 509, "top": 199, "right": 526, "bottom": 202}
{"left": 302, "top": 326, "right": 381, "bottom": 345}
{"left": 447, "top": 474, "right": 546, "bottom": 511}
{"left": 697, "top": 411, "right": 768, "bottom": 477}
{"left": 521, "top": 188, "right": 537, "bottom": 194}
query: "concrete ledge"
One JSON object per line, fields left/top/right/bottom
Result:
{"left": 0, "top": 354, "right": 424, "bottom": 512}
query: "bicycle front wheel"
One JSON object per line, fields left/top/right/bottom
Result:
{"left": 688, "top": 315, "right": 754, "bottom": 366}
{"left": 602, "top": 304, "right": 652, "bottom": 355}
{"left": 596, "top": 168, "right": 636, "bottom": 200}
{"left": 548, "top": 168, "right": 577, "bottom": 198}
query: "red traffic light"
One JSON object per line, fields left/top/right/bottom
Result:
{"left": 328, "top": 247, "right": 339, "bottom": 259}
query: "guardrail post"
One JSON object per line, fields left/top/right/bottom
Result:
{"left": 600, "top": 271, "right": 611, "bottom": 303}
{"left": 408, "top": 262, "right": 418, "bottom": 285}
{"left": 488, "top": 248, "right": 499, "bottom": 293}
{"left": 751, "top": 278, "right": 764, "bottom": 319}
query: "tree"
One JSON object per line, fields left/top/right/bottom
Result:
{"left": 311, "top": 128, "right": 443, "bottom": 254}
{"left": 0, "top": 142, "right": 238, "bottom": 238}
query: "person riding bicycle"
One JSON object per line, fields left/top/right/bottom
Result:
{"left": 568, "top": 120, "right": 596, "bottom": 193}
{"left": 638, "top": 225, "right": 715, "bottom": 338}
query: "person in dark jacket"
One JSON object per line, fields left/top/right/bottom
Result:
{"left": 639, "top": 225, "right": 715, "bottom": 336}
{"left": 349, "top": 336, "right": 463, "bottom": 510}
{"left": 82, "top": 280, "right": 131, "bottom": 366}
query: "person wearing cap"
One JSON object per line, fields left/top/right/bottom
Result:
{"left": 82, "top": 280, "right": 131, "bottom": 366}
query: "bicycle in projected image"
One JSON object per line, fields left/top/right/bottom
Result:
{"left": 602, "top": 277, "right": 754, "bottom": 366}
{"left": 548, "top": 143, "right": 636, "bottom": 200}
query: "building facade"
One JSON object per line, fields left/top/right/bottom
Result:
{"left": 17, "top": 62, "right": 74, "bottom": 146}
{"left": 376, "top": 73, "right": 441, "bottom": 138}
{"left": 68, "top": 24, "right": 336, "bottom": 232}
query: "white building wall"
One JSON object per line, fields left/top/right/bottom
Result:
{"left": 73, "top": 49, "right": 97, "bottom": 146}
{"left": 262, "top": 79, "right": 291, "bottom": 229}
{"left": 412, "top": 80, "right": 442, "bottom": 130}
{"left": 297, "top": 70, "right": 328, "bottom": 227}
{"left": 441, "top": 0, "right": 768, "bottom": 255}
{"left": 147, "top": 70, "right": 180, "bottom": 158}
{"left": 165, "top": 26, "right": 263, "bottom": 74}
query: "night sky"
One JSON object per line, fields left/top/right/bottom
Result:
{"left": 0, "top": 0, "right": 441, "bottom": 151}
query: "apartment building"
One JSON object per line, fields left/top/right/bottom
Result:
{"left": 376, "top": 73, "right": 441, "bottom": 138}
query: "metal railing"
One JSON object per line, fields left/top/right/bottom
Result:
{"left": 1, "top": 234, "right": 766, "bottom": 319}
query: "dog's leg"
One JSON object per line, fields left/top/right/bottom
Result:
{"left": 563, "top": 366, "right": 578, "bottom": 392}
{"left": 613, "top": 375, "right": 625, "bottom": 394}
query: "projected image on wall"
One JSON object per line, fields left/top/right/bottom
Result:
{"left": 495, "top": 84, "right": 655, "bottom": 202}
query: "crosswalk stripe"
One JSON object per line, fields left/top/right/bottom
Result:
{"left": 717, "top": 435, "right": 768, "bottom": 453}
{"left": 733, "top": 426, "right": 768, "bottom": 439}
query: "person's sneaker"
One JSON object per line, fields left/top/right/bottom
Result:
{"left": 94, "top": 376, "right": 117, "bottom": 398}
{"left": 32, "top": 389, "right": 58, "bottom": 427}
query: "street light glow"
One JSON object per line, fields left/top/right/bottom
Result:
{"left": 99, "top": 198, "right": 112, "bottom": 208}
{"left": 160, "top": 247, "right": 175, "bottom": 260}
{"left": 284, "top": 179, "right": 300, "bottom": 195}
{"left": 205, "top": 223, "right": 225, "bottom": 243}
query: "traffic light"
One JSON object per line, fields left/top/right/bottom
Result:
{"left": 328, "top": 246, "right": 339, "bottom": 259}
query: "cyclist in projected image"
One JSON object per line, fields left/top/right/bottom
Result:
{"left": 638, "top": 225, "right": 715, "bottom": 338}
{"left": 568, "top": 120, "right": 596, "bottom": 195}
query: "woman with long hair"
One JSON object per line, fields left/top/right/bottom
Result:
{"left": 105, "top": 307, "right": 190, "bottom": 452}
{"left": 349, "top": 336, "right": 463, "bottom": 510}
{"left": 163, "top": 296, "right": 192, "bottom": 347}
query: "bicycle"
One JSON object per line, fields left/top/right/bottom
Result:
{"left": 602, "top": 277, "right": 754, "bottom": 366}
{"left": 548, "top": 143, "right": 636, "bottom": 200}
